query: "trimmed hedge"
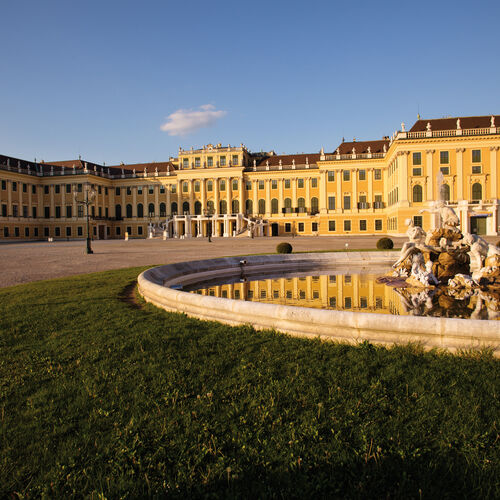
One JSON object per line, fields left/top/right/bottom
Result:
{"left": 377, "top": 237, "right": 394, "bottom": 250}
{"left": 276, "top": 242, "right": 293, "bottom": 254}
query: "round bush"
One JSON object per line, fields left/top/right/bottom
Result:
{"left": 276, "top": 242, "right": 293, "bottom": 254}
{"left": 376, "top": 237, "right": 394, "bottom": 250}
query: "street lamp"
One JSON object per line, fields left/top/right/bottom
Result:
{"left": 204, "top": 207, "right": 214, "bottom": 242}
{"left": 74, "top": 183, "right": 96, "bottom": 254}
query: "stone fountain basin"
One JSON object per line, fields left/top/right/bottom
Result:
{"left": 137, "top": 252, "right": 500, "bottom": 356}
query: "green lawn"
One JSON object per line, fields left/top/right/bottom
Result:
{"left": 0, "top": 267, "right": 498, "bottom": 498}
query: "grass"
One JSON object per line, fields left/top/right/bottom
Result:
{"left": 0, "top": 267, "right": 499, "bottom": 499}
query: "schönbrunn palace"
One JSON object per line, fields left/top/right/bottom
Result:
{"left": 1, "top": 114, "right": 499, "bottom": 241}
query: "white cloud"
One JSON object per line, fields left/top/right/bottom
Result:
{"left": 160, "top": 104, "right": 227, "bottom": 136}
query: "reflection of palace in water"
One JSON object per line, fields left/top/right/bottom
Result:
{"left": 190, "top": 273, "right": 499, "bottom": 320}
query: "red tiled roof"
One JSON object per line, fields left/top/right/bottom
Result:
{"left": 410, "top": 115, "right": 499, "bottom": 132}
{"left": 333, "top": 139, "right": 390, "bottom": 155}
{"left": 107, "top": 161, "right": 176, "bottom": 173}
{"left": 255, "top": 153, "right": 321, "bottom": 167}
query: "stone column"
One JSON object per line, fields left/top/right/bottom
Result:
{"left": 305, "top": 177, "right": 310, "bottom": 213}
{"left": 143, "top": 185, "right": 147, "bottom": 217}
{"left": 200, "top": 178, "right": 206, "bottom": 213}
{"left": 237, "top": 177, "right": 243, "bottom": 214}
{"left": 352, "top": 169, "right": 358, "bottom": 211}
{"left": 7, "top": 181, "right": 12, "bottom": 216}
{"left": 489, "top": 146, "right": 498, "bottom": 199}
{"left": 154, "top": 184, "right": 159, "bottom": 216}
{"left": 50, "top": 184, "right": 55, "bottom": 217}
{"left": 166, "top": 183, "right": 171, "bottom": 216}
{"left": 132, "top": 186, "right": 137, "bottom": 217}
{"left": 319, "top": 171, "right": 327, "bottom": 213}
{"left": 278, "top": 178, "right": 284, "bottom": 215}
{"left": 72, "top": 183, "right": 77, "bottom": 219}
{"left": 252, "top": 180, "right": 258, "bottom": 215}
{"left": 265, "top": 179, "right": 271, "bottom": 216}
{"left": 292, "top": 177, "right": 297, "bottom": 210}
{"left": 213, "top": 178, "right": 219, "bottom": 215}
{"left": 177, "top": 180, "right": 182, "bottom": 212}
{"left": 227, "top": 177, "right": 232, "bottom": 214}
{"left": 425, "top": 150, "right": 435, "bottom": 202}
{"left": 397, "top": 151, "right": 409, "bottom": 203}
{"left": 336, "top": 170, "right": 342, "bottom": 213}
{"left": 368, "top": 168, "right": 373, "bottom": 209}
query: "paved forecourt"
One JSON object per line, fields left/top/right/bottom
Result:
{"left": 1, "top": 234, "right": 498, "bottom": 288}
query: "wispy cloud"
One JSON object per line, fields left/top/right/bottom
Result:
{"left": 160, "top": 104, "right": 227, "bottom": 136}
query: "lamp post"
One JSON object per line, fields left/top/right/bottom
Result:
{"left": 74, "top": 183, "right": 96, "bottom": 254}
{"left": 204, "top": 207, "right": 213, "bottom": 242}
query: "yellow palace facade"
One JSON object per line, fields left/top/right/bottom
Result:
{"left": 1, "top": 114, "right": 499, "bottom": 241}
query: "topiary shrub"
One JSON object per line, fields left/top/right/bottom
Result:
{"left": 276, "top": 242, "right": 293, "bottom": 254}
{"left": 376, "top": 237, "right": 394, "bottom": 250}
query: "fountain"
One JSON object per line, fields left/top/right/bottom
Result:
{"left": 382, "top": 173, "right": 500, "bottom": 319}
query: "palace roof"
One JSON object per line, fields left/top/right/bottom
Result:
{"left": 410, "top": 115, "right": 500, "bottom": 132}
{"left": 333, "top": 139, "right": 390, "bottom": 155}
{"left": 254, "top": 153, "right": 321, "bottom": 167}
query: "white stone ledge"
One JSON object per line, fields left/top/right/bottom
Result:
{"left": 137, "top": 252, "right": 500, "bottom": 356}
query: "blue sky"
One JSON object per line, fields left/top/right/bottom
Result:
{"left": 1, "top": 0, "right": 499, "bottom": 164}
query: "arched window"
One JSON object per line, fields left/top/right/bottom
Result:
{"left": 441, "top": 184, "right": 450, "bottom": 202}
{"left": 207, "top": 180, "right": 213, "bottom": 192}
{"left": 412, "top": 185, "right": 423, "bottom": 203}
{"left": 148, "top": 203, "right": 155, "bottom": 216}
{"left": 115, "top": 204, "right": 122, "bottom": 219}
{"left": 194, "top": 201, "right": 202, "bottom": 215}
{"left": 219, "top": 179, "right": 226, "bottom": 191}
{"left": 219, "top": 200, "right": 227, "bottom": 214}
{"left": 207, "top": 200, "right": 214, "bottom": 213}
{"left": 182, "top": 201, "right": 190, "bottom": 214}
{"left": 137, "top": 203, "right": 144, "bottom": 218}
{"left": 472, "top": 183, "right": 482, "bottom": 201}
{"left": 284, "top": 198, "right": 292, "bottom": 213}
{"left": 159, "top": 203, "right": 166, "bottom": 216}
{"left": 232, "top": 199, "right": 239, "bottom": 214}
{"left": 258, "top": 199, "right": 266, "bottom": 214}
{"left": 297, "top": 197, "right": 306, "bottom": 212}
{"left": 271, "top": 198, "right": 278, "bottom": 214}
{"left": 171, "top": 202, "right": 178, "bottom": 215}
{"left": 245, "top": 199, "right": 253, "bottom": 214}
{"left": 126, "top": 204, "right": 132, "bottom": 218}
{"left": 311, "top": 197, "right": 319, "bottom": 213}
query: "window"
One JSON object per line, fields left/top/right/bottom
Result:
{"left": 312, "top": 222, "right": 318, "bottom": 232}
{"left": 1, "top": 180, "right": 5, "bottom": 190}
{"left": 298, "top": 222, "right": 304, "bottom": 232}
{"left": 271, "top": 179, "right": 277, "bottom": 189}
{"left": 343, "top": 170, "right": 350, "bottom": 181}
{"left": 329, "top": 297, "right": 336, "bottom": 308}
{"left": 12, "top": 182, "right": 17, "bottom": 192}
{"left": 66, "top": 206, "right": 72, "bottom": 218}
{"left": 311, "top": 197, "right": 319, "bottom": 213}
{"left": 44, "top": 227, "right": 49, "bottom": 237}
{"left": 55, "top": 227, "right": 60, "bottom": 237}
{"left": 1, "top": 204, "right": 6, "bottom": 216}
{"left": 220, "top": 156, "right": 226, "bottom": 166}
{"left": 182, "top": 182, "right": 188, "bottom": 193}
{"left": 219, "top": 200, "right": 227, "bottom": 214}
{"left": 413, "top": 152, "right": 422, "bottom": 165}
{"left": 413, "top": 215, "right": 423, "bottom": 227}
{"left": 127, "top": 187, "right": 132, "bottom": 195}
{"left": 440, "top": 166, "right": 449, "bottom": 175}
{"left": 55, "top": 185, "right": 60, "bottom": 194}
{"left": 245, "top": 199, "right": 253, "bottom": 214}
{"left": 55, "top": 206, "right": 61, "bottom": 218}
{"left": 194, "top": 181, "right": 200, "bottom": 192}
{"left": 328, "top": 196, "right": 336, "bottom": 210}
{"left": 45, "top": 206, "right": 50, "bottom": 218}
{"left": 23, "top": 206, "right": 28, "bottom": 218}
{"left": 440, "top": 151, "right": 449, "bottom": 164}
{"left": 375, "top": 219, "right": 382, "bottom": 231}
{"left": 297, "top": 197, "right": 306, "bottom": 212}
{"left": 232, "top": 155, "right": 238, "bottom": 165}
{"left": 360, "top": 297, "right": 368, "bottom": 309}
{"left": 160, "top": 185, "right": 165, "bottom": 193}
{"left": 115, "top": 187, "right": 121, "bottom": 195}
{"left": 311, "top": 178, "right": 318, "bottom": 188}
{"left": 12, "top": 205, "right": 18, "bottom": 217}
{"left": 105, "top": 187, "right": 108, "bottom": 195}
{"left": 171, "top": 184, "right": 176, "bottom": 194}
{"left": 231, "top": 199, "right": 239, "bottom": 214}
{"left": 148, "top": 203, "right": 155, "bottom": 216}
{"left": 32, "top": 185, "right": 36, "bottom": 194}
{"left": 171, "top": 202, "right": 178, "bottom": 214}
{"left": 207, "top": 181, "right": 213, "bottom": 192}
{"left": 66, "top": 227, "right": 71, "bottom": 237}
{"left": 23, "top": 183, "right": 27, "bottom": 193}
{"left": 34, "top": 228, "right": 38, "bottom": 237}
{"left": 126, "top": 226, "right": 132, "bottom": 235}
{"left": 472, "top": 183, "right": 482, "bottom": 200}
{"left": 328, "top": 171, "right": 335, "bottom": 182}
{"left": 472, "top": 150, "right": 481, "bottom": 163}
{"left": 78, "top": 206, "right": 84, "bottom": 217}
{"left": 219, "top": 180, "right": 226, "bottom": 191}
{"left": 232, "top": 179, "right": 238, "bottom": 191}
{"left": 126, "top": 204, "right": 133, "bottom": 218}
{"left": 284, "top": 198, "right": 292, "bottom": 213}
{"left": 358, "top": 169, "right": 366, "bottom": 181}
{"left": 328, "top": 220, "right": 336, "bottom": 231}
{"left": 298, "top": 178, "right": 304, "bottom": 188}
{"left": 32, "top": 206, "right": 37, "bottom": 218}
{"left": 258, "top": 199, "right": 265, "bottom": 214}
{"left": 359, "top": 220, "right": 367, "bottom": 231}
{"left": 138, "top": 226, "right": 143, "bottom": 235}
{"left": 412, "top": 185, "right": 423, "bottom": 203}
{"left": 344, "top": 220, "right": 351, "bottom": 231}
{"left": 271, "top": 198, "right": 278, "bottom": 214}
{"left": 182, "top": 158, "right": 189, "bottom": 168}
{"left": 344, "top": 297, "right": 352, "bottom": 309}
{"left": 412, "top": 167, "right": 422, "bottom": 176}
{"left": 258, "top": 180, "right": 264, "bottom": 190}
{"left": 137, "top": 186, "right": 143, "bottom": 195}
{"left": 440, "top": 183, "right": 450, "bottom": 201}
{"left": 284, "top": 179, "right": 291, "bottom": 189}
{"left": 194, "top": 157, "right": 201, "bottom": 168}
{"left": 343, "top": 195, "right": 351, "bottom": 210}
{"left": 44, "top": 185, "right": 49, "bottom": 194}
{"left": 159, "top": 202, "right": 166, "bottom": 216}
{"left": 98, "top": 186, "right": 102, "bottom": 194}
{"left": 285, "top": 223, "right": 291, "bottom": 232}
{"left": 246, "top": 181, "right": 251, "bottom": 190}
{"left": 148, "top": 186, "right": 154, "bottom": 194}
{"left": 207, "top": 157, "right": 213, "bottom": 167}
{"left": 472, "top": 165, "right": 482, "bottom": 174}
{"left": 3, "top": 227, "right": 9, "bottom": 237}
{"left": 15, "top": 227, "right": 20, "bottom": 237}
{"left": 115, "top": 227, "right": 120, "bottom": 236}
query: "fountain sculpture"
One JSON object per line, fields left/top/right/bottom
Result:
{"left": 382, "top": 174, "right": 500, "bottom": 319}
